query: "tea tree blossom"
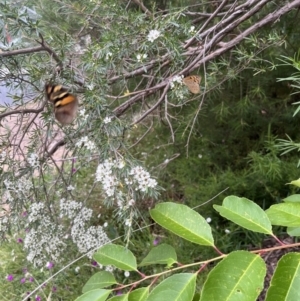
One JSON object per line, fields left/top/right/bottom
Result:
{"left": 103, "top": 116, "right": 112, "bottom": 124}
{"left": 75, "top": 136, "right": 96, "bottom": 151}
{"left": 147, "top": 29, "right": 160, "bottom": 42}
{"left": 24, "top": 199, "right": 111, "bottom": 266}
{"left": 189, "top": 25, "right": 196, "bottom": 34}
{"left": 170, "top": 75, "right": 183, "bottom": 89}
{"left": 136, "top": 53, "right": 147, "bottom": 62}
{"left": 28, "top": 153, "right": 39, "bottom": 168}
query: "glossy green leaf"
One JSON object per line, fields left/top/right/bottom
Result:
{"left": 266, "top": 203, "right": 300, "bottom": 227}
{"left": 128, "top": 288, "right": 149, "bottom": 301}
{"left": 283, "top": 194, "right": 300, "bottom": 203}
{"left": 75, "top": 289, "right": 111, "bottom": 301}
{"left": 139, "top": 244, "right": 177, "bottom": 267}
{"left": 287, "top": 226, "right": 300, "bottom": 236}
{"left": 200, "top": 251, "right": 266, "bottom": 301}
{"left": 93, "top": 244, "right": 137, "bottom": 271}
{"left": 107, "top": 294, "right": 129, "bottom": 301}
{"left": 82, "top": 271, "right": 117, "bottom": 293}
{"left": 213, "top": 195, "right": 272, "bottom": 234}
{"left": 146, "top": 273, "right": 196, "bottom": 301}
{"left": 265, "top": 253, "right": 300, "bottom": 301}
{"left": 150, "top": 202, "right": 214, "bottom": 246}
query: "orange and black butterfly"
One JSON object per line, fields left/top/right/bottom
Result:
{"left": 182, "top": 75, "right": 202, "bottom": 94}
{"left": 45, "top": 84, "right": 78, "bottom": 125}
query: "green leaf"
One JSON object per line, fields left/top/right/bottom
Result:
{"left": 283, "top": 194, "right": 300, "bottom": 203}
{"left": 93, "top": 244, "right": 137, "bottom": 271}
{"left": 200, "top": 251, "right": 266, "bottom": 301}
{"left": 128, "top": 288, "right": 149, "bottom": 301}
{"left": 150, "top": 202, "right": 214, "bottom": 246}
{"left": 146, "top": 273, "right": 196, "bottom": 301}
{"left": 287, "top": 227, "right": 300, "bottom": 236}
{"left": 287, "top": 178, "right": 300, "bottom": 187}
{"left": 75, "top": 289, "right": 112, "bottom": 301}
{"left": 139, "top": 244, "right": 177, "bottom": 267}
{"left": 265, "top": 253, "right": 300, "bottom": 301}
{"left": 266, "top": 203, "right": 300, "bottom": 227}
{"left": 107, "top": 294, "right": 129, "bottom": 301}
{"left": 82, "top": 271, "right": 117, "bottom": 293}
{"left": 213, "top": 195, "right": 272, "bottom": 234}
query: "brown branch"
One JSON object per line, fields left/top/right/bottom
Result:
{"left": 185, "top": 0, "right": 229, "bottom": 49}
{"left": 130, "top": 83, "right": 170, "bottom": 125}
{"left": 0, "top": 46, "right": 45, "bottom": 57}
{"left": 0, "top": 34, "right": 63, "bottom": 69}
{"left": 0, "top": 107, "right": 44, "bottom": 119}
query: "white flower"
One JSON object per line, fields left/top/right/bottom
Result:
{"left": 103, "top": 222, "right": 108, "bottom": 228}
{"left": 189, "top": 26, "right": 196, "bottom": 34}
{"left": 147, "top": 29, "right": 161, "bottom": 42}
{"left": 125, "top": 219, "right": 132, "bottom": 227}
{"left": 105, "top": 52, "right": 112, "bottom": 60}
{"left": 170, "top": 75, "right": 183, "bottom": 89}
{"left": 67, "top": 185, "right": 75, "bottom": 191}
{"left": 136, "top": 53, "right": 147, "bottom": 62}
{"left": 79, "top": 108, "right": 88, "bottom": 121}
{"left": 128, "top": 199, "right": 135, "bottom": 206}
{"left": 103, "top": 117, "right": 112, "bottom": 124}
{"left": 75, "top": 266, "right": 80, "bottom": 273}
{"left": 206, "top": 217, "right": 212, "bottom": 223}
{"left": 79, "top": 108, "right": 86, "bottom": 116}
{"left": 76, "top": 136, "right": 96, "bottom": 151}
{"left": 225, "top": 229, "right": 231, "bottom": 234}
{"left": 124, "top": 271, "right": 130, "bottom": 277}
{"left": 28, "top": 153, "right": 39, "bottom": 168}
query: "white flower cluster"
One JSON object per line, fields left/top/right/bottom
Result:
{"left": 170, "top": 75, "right": 184, "bottom": 89}
{"left": 3, "top": 177, "right": 33, "bottom": 203}
{"left": 95, "top": 160, "right": 116, "bottom": 197}
{"left": 96, "top": 160, "right": 158, "bottom": 198}
{"left": 127, "top": 166, "right": 157, "bottom": 192}
{"left": 147, "top": 29, "right": 161, "bottom": 42}
{"left": 24, "top": 199, "right": 111, "bottom": 266}
{"left": 69, "top": 205, "right": 111, "bottom": 258}
{"left": 0, "top": 216, "right": 9, "bottom": 232}
{"left": 25, "top": 227, "right": 65, "bottom": 267}
{"left": 28, "top": 202, "right": 46, "bottom": 223}
{"left": 75, "top": 136, "right": 96, "bottom": 151}
{"left": 0, "top": 149, "right": 7, "bottom": 162}
{"left": 59, "top": 198, "right": 82, "bottom": 219}
{"left": 25, "top": 203, "right": 65, "bottom": 266}
{"left": 28, "top": 153, "right": 39, "bottom": 168}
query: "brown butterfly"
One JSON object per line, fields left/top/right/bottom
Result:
{"left": 45, "top": 84, "right": 78, "bottom": 125}
{"left": 182, "top": 75, "right": 201, "bottom": 94}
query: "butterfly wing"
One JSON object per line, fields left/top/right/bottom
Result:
{"left": 45, "top": 84, "right": 78, "bottom": 125}
{"left": 183, "top": 75, "right": 201, "bottom": 94}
